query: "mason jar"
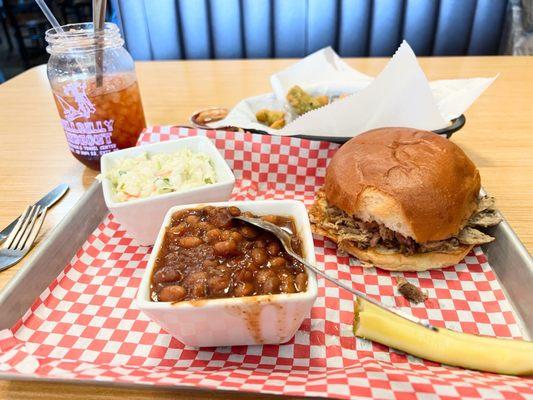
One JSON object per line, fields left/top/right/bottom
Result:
{"left": 46, "top": 22, "right": 146, "bottom": 170}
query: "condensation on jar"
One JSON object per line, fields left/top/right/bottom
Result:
{"left": 46, "top": 23, "right": 146, "bottom": 170}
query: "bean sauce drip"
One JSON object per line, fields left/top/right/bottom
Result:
{"left": 151, "top": 206, "right": 308, "bottom": 302}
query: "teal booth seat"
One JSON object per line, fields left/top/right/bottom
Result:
{"left": 109, "top": 0, "right": 508, "bottom": 60}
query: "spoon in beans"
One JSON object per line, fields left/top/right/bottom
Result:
{"left": 234, "top": 215, "right": 438, "bottom": 332}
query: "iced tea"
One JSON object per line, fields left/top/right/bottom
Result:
{"left": 52, "top": 73, "right": 146, "bottom": 170}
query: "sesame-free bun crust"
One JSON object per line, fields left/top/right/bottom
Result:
{"left": 311, "top": 222, "right": 473, "bottom": 272}
{"left": 325, "top": 128, "right": 480, "bottom": 243}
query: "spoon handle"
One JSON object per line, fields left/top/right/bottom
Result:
{"left": 93, "top": 0, "right": 107, "bottom": 87}
{"left": 288, "top": 249, "right": 438, "bottom": 331}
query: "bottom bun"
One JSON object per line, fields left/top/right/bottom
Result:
{"left": 312, "top": 225, "right": 473, "bottom": 272}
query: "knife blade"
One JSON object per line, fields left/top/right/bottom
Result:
{"left": 0, "top": 183, "right": 69, "bottom": 241}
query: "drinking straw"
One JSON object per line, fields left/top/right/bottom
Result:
{"left": 35, "top": 0, "right": 64, "bottom": 34}
{"left": 93, "top": 0, "right": 107, "bottom": 87}
{"left": 35, "top": 0, "right": 85, "bottom": 72}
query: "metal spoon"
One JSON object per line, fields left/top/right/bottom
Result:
{"left": 235, "top": 215, "right": 438, "bottom": 332}
{"left": 93, "top": 0, "right": 107, "bottom": 87}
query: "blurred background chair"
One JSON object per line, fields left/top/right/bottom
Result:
{"left": 57, "top": 0, "right": 92, "bottom": 26}
{"left": 109, "top": 0, "right": 509, "bottom": 60}
{"left": 3, "top": 0, "right": 92, "bottom": 68}
{"left": 0, "top": 0, "right": 92, "bottom": 80}
{"left": 0, "top": 2, "right": 13, "bottom": 51}
{"left": 2, "top": 0, "right": 50, "bottom": 68}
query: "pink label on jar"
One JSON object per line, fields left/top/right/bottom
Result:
{"left": 55, "top": 81, "right": 117, "bottom": 157}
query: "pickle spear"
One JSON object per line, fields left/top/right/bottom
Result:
{"left": 354, "top": 298, "right": 533, "bottom": 376}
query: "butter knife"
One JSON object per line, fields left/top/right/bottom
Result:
{"left": 0, "top": 184, "right": 69, "bottom": 242}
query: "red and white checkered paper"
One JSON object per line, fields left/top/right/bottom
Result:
{"left": 0, "top": 126, "right": 531, "bottom": 399}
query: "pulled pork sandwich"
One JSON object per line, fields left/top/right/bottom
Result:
{"left": 309, "top": 127, "right": 501, "bottom": 271}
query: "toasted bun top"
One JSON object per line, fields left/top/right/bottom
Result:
{"left": 324, "top": 127, "right": 480, "bottom": 243}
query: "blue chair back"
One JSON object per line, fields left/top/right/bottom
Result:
{"left": 109, "top": 0, "right": 508, "bottom": 60}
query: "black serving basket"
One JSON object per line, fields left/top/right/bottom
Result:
{"left": 191, "top": 110, "right": 466, "bottom": 144}
{"left": 246, "top": 114, "right": 466, "bottom": 144}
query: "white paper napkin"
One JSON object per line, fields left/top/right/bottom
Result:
{"left": 210, "top": 42, "right": 497, "bottom": 138}
{"left": 270, "top": 46, "right": 371, "bottom": 102}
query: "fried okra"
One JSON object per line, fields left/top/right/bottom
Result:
{"left": 256, "top": 109, "right": 286, "bottom": 129}
{"left": 286, "top": 85, "right": 329, "bottom": 115}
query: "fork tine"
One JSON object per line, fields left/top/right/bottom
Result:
{"left": 21, "top": 206, "right": 48, "bottom": 252}
{"left": 2, "top": 206, "right": 32, "bottom": 249}
{"left": 14, "top": 205, "right": 41, "bottom": 251}
{"left": 16, "top": 205, "right": 42, "bottom": 251}
{"left": 10, "top": 205, "right": 40, "bottom": 250}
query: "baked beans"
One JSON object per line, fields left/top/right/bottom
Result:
{"left": 151, "top": 206, "right": 308, "bottom": 302}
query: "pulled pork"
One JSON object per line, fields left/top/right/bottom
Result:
{"left": 310, "top": 190, "right": 502, "bottom": 255}
{"left": 397, "top": 277, "right": 427, "bottom": 303}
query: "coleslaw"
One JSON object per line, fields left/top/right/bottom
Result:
{"left": 106, "top": 149, "right": 217, "bottom": 202}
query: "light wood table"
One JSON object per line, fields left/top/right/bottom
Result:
{"left": 0, "top": 57, "right": 531, "bottom": 399}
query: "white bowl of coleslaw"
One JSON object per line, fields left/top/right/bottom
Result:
{"left": 101, "top": 136, "right": 235, "bottom": 245}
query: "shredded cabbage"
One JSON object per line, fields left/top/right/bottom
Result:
{"left": 106, "top": 149, "right": 217, "bottom": 202}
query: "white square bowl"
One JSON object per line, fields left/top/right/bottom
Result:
{"left": 100, "top": 136, "right": 235, "bottom": 245}
{"left": 136, "top": 200, "right": 318, "bottom": 347}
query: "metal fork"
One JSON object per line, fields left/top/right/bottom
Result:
{"left": 235, "top": 215, "right": 438, "bottom": 332}
{"left": 0, "top": 205, "right": 48, "bottom": 272}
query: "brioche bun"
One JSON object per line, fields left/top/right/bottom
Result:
{"left": 325, "top": 127, "right": 480, "bottom": 243}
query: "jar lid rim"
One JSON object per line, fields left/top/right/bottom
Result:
{"left": 46, "top": 22, "right": 120, "bottom": 39}
{"left": 46, "top": 22, "right": 124, "bottom": 54}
